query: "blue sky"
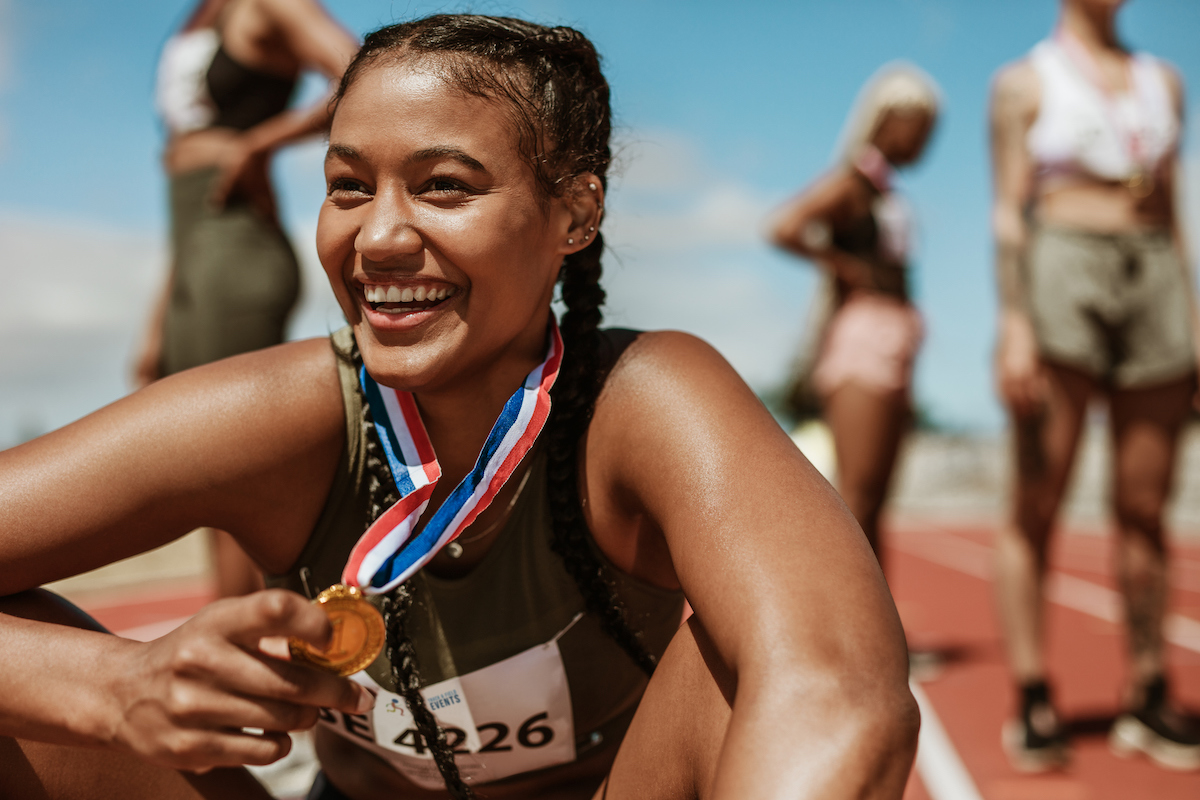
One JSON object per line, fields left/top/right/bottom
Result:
{"left": 2, "top": 0, "right": 1199, "bottom": 445}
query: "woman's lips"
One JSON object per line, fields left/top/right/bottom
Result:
{"left": 358, "top": 281, "right": 459, "bottom": 329}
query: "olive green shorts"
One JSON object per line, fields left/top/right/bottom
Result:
{"left": 161, "top": 167, "right": 301, "bottom": 375}
{"left": 1027, "top": 225, "right": 1195, "bottom": 388}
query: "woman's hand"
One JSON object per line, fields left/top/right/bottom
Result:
{"left": 108, "top": 590, "right": 374, "bottom": 772}
{"left": 209, "top": 137, "right": 277, "bottom": 222}
{"left": 996, "top": 310, "right": 1045, "bottom": 417}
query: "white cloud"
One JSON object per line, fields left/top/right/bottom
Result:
{"left": 0, "top": 215, "right": 163, "bottom": 443}
{"left": 606, "top": 130, "right": 776, "bottom": 249}
{"left": 0, "top": 216, "right": 163, "bottom": 332}
{"left": 599, "top": 129, "right": 814, "bottom": 391}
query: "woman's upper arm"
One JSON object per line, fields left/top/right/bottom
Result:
{"left": 990, "top": 60, "right": 1038, "bottom": 247}
{"left": 767, "top": 169, "right": 855, "bottom": 257}
{"left": 587, "top": 332, "right": 905, "bottom": 685}
{"left": 263, "top": 0, "right": 358, "bottom": 79}
{"left": 0, "top": 339, "right": 345, "bottom": 593}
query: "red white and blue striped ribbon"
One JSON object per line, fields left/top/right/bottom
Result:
{"left": 343, "top": 321, "right": 564, "bottom": 595}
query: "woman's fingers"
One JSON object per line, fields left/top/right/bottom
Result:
{"left": 202, "top": 589, "right": 333, "bottom": 650}
{"left": 112, "top": 590, "right": 374, "bottom": 770}
{"left": 144, "top": 678, "right": 323, "bottom": 733}
{"left": 170, "top": 591, "right": 375, "bottom": 716}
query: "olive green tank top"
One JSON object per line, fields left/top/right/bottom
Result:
{"left": 267, "top": 327, "right": 685, "bottom": 748}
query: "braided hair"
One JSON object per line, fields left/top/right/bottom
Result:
{"left": 336, "top": 15, "right": 655, "bottom": 795}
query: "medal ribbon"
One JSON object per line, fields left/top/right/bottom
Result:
{"left": 343, "top": 321, "right": 564, "bottom": 595}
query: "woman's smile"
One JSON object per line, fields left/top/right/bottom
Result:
{"left": 358, "top": 279, "right": 460, "bottom": 331}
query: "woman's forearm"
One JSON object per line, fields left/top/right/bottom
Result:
{"left": 0, "top": 607, "right": 136, "bottom": 748}
{"left": 241, "top": 96, "right": 333, "bottom": 159}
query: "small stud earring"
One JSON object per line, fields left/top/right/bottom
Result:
{"left": 588, "top": 226, "right": 595, "bottom": 232}
{"left": 588, "top": 182, "right": 597, "bottom": 191}
{"left": 568, "top": 238, "right": 575, "bottom": 245}
{"left": 583, "top": 235, "right": 590, "bottom": 241}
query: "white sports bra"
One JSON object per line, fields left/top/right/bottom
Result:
{"left": 1026, "top": 37, "right": 1177, "bottom": 185}
{"left": 155, "top": 29, "right": 220, "bottom": 135}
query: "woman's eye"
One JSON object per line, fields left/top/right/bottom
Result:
{"left": 327, "top": 177, "right": 370, "bottom": 198}
{"left": 426, "top": 177, "right": 470, "bottom": 196}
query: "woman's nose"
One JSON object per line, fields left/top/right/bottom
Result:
{"left": 356, "top": 193, "right": 423, "bottom": 263}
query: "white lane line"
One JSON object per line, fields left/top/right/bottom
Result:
{"left": 893, "top": 532, "right": 1200, "bottom": 655}
{"left": 115, "top": 615, "right": 192, "bottom": 642}
{"left": 910, "top": 680, "right": 985, "bottom": 800}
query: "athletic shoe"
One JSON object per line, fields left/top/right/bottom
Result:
{"left": 1002, "top": 680, "right": 1070, "bottom": 773}
{"left": 1109, "top": 675, "right": 1200, "bottom": 771}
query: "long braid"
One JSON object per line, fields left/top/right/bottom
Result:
{"left": 546, "top": 236, "right": 659, "bottom": 676}
{"left": 352, "top": 346, "right": 475, "bottom": 798}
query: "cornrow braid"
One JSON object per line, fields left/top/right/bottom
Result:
{"left": 546, "top": 236, "right": 658, "bottom": 676}
{"left": 352, "top": 345, "right": 475, "bottom": 799}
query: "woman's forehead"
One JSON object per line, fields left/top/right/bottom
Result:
{"left": 332, "top": 63, "right": 519, "bottom": 145}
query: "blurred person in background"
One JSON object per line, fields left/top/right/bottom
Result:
{"left": 769, "top": 63, "right": 939, "bottom": 575}
{"left": 134, "top": 0, "right": 357, "bottom": 598}
{"left": 990, "top": 0, "right": 1199, "bottom": 773}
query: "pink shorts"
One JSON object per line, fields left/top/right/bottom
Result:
{"left": 813, "top": 294, "right": 924, "bottom": 397}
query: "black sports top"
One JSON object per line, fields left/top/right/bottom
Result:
{"left": 206, "top": 44, "right": 296, "bottom": 131}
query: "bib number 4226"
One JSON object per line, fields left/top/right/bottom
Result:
{"left": 394, "top": 711, "right": 555, "bottom": 755}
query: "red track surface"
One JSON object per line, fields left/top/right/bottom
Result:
{"left": 891, "top": 523, "right": 1200, "bottom": 799}
{"left": 73, "top": 524, "right": 1200, "bottom": 798}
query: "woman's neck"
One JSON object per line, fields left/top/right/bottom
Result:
{"left": 1059, "top": 2, "right": 1121, "bottom": 54}
{"left": 413, "top": 326, "right": 549, "bottom": 481}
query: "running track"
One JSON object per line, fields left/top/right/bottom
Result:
{"left": 76, "top": 523, "right": 1200, "bottom": 799}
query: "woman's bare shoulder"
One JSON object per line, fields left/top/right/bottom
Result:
{"left": 593, "top": 329, "right": 787, "bottom": 460}
{"left": 991, "top": 58, "right": 1040, "bottom": 120}
{"left": 600, "top": 330, "right": 735, "bottom": 399}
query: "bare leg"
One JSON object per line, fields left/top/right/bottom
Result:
{"left": 599, "top": 617, "right": 914, "bottom": 799}
{"left": 994, "top": 363, "right": 1093, "bottom": 683}
{"left": 824, "top": 382, "right": 910, "bottom": 570}
{"left": 0, "top": 590, "right": 273, "bottom": 800}
{"left": 209, "top": 528, "right": 265, "bottom": 598}
{"left": 1109, "top": 377, "right": 1192, "bottom": 695}
{"left": 598, "top": 619, "right": 733, "bottom": 800}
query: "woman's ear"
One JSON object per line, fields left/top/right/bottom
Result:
{"left": 557, "top": 173, "right": 605, "bottom": 255}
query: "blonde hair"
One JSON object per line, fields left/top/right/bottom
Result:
{"left": 835, "top": 61, "right": 941, "bottom": 166}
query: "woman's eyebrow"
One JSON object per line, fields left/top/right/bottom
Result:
{"left": 409, "top": 146, "right": 487, "bottom": 172}
{"left": 324, "top": 143, "right": 488, "bottom": 173}
{"left": 325, "top": 143, "right": 360, "bottom": 162}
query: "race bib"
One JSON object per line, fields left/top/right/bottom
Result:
{"left": 318, "top": 634, "right": 577, "bottom": 789}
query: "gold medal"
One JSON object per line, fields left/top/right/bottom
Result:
{"left": 288, "top": 584, "right": 385, "bottom": 677}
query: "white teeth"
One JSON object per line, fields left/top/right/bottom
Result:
{"left": 365, "top": 284, "right": 455, "bottom": 305}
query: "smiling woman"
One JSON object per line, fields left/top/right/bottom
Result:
{"left": 0, "top": 14, "right": 917, "bottom": 800}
